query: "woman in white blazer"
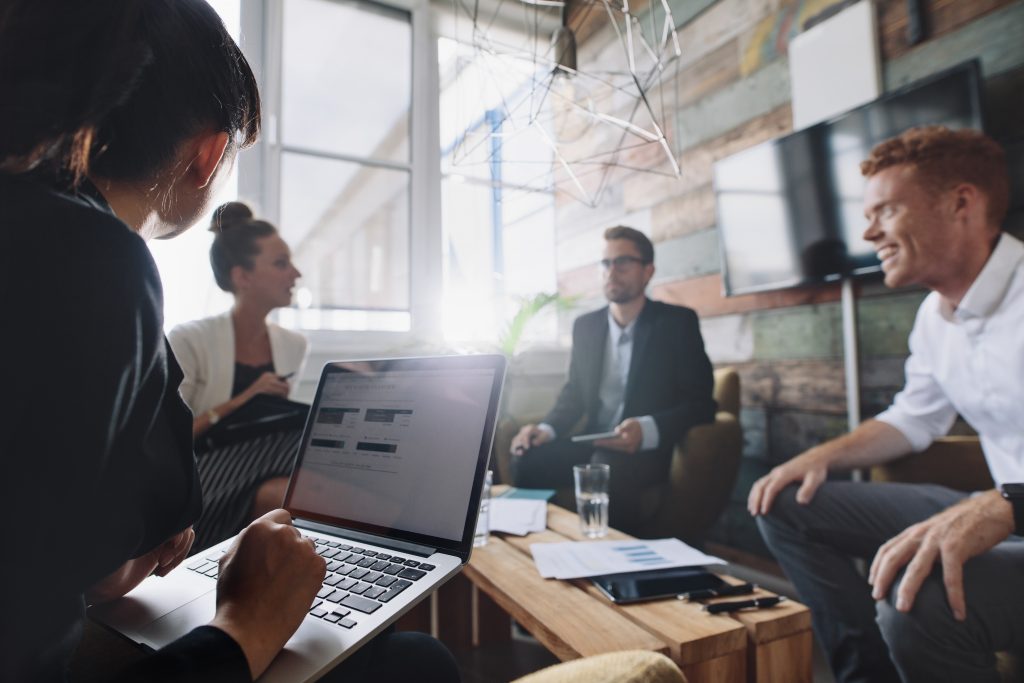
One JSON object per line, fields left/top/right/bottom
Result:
{"left": 169, "top": 202, "right": 308, "bottom": 549}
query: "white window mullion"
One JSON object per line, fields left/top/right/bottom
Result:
{"left": 410, "top": 0, "right": 442, "bottom": 344}
{"left": 237, "top": 0, "right": 279, "bottom": 219}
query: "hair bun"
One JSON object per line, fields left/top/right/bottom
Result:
{"left": 210, "top": 201, "right": 254, "bottom": 233}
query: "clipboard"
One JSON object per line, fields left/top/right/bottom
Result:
{"left": 198, "top": 395, "right": 309, "bottom": 452}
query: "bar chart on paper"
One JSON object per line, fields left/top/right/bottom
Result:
{"left": 614, "top": 544, "right": 668, "bottom": 566}
{"left": 529, "top": 538, "right": 726, "bottom": 579}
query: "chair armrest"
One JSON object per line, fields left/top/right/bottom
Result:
{"left": 870, "top": 436, "right": 993, "bottom": 492}
{"left": 645, "top": 413, "right": 743, "bottom": 543}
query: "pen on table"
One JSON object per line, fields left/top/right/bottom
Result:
{"left": 678, "top": 582, "right": 756, "bottom": 602}
{"left": 702, "top": 596, "right": 786, "bottom": 614}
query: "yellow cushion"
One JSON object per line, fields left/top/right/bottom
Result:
{"left": 512, "top": 650, "right": 686, "bottom": 683}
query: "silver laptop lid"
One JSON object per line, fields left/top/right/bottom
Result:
{"left": 283, "top": 355, "right": 506, "bottom": 561}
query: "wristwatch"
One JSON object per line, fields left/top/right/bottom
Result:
{"left": 206, "top": 409, "right": 221, "bottom": 426}
{"left": 1000, "top": 483, "right": 1024, "bottom": 535}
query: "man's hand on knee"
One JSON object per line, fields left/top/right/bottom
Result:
{"left": 868, "top": 489, "right": 1014, "bottom": 621}
{"left": 747, "top": 452, "right": 828, "bottom": 516}
{"left": 750, "top": 420, "right": 914, "bottom": 517}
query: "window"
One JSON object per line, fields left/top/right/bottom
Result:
{"left": 271, "top": 0, "right": 415, "bottom": 333}
{"left": 154, "top": 0, "right": 557, "bottom": 347}
{"left": 437, "top": 36, "right": 558, "bottom": 347}
{"left": 242, "top": 0, "right": 440, "bottom": 341}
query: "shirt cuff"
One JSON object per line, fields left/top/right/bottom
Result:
{"left": 537, "top": 423, "right": 557, "bottom": 442}
{"left": 636, "top": 415, "right": 660, "bottom": 451}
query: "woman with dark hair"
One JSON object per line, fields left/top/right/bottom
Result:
{"left": 169, "top": 202, "right": 306, "bottom": 549}
{"left": 0, "top": 1, "right": 322, "bottom": 680}
{"left": 0, "top": 2, "right": 459, "bottom": 682}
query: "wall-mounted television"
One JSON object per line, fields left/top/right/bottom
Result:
{"left": 713, "top": 60, "right": 984, "bottom": 296}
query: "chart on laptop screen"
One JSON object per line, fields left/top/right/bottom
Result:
{"left": 289, "top": 367, "right": 495, "bottom": 541}
{"left": 306, "top": 400, "right": 415, "bottom": 476}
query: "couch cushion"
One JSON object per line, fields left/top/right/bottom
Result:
{"left": 512, "top": 650, "right": 686, "bottom": 683}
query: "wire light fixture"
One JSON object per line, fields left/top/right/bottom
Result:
{"left": 445, "top": 0, "right": 685, "bottom": 208}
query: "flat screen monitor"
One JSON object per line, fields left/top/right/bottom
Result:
{"left": 714, "top": 60, "right": 984, "bottom": 296}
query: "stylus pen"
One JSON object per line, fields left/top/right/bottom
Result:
{"left": 703, "top": 596, "right": 786, "bottom": 614}
{"left": 279, "top": 371, "right": 295, "bottom": 380}
{"left": 678, "top": 582, "right": 755, "bottom": 602}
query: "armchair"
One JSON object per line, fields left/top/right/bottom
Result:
{"left": 492, "top": 368, "right": 743, "bottom": 545}
{"left": 869, "top": 435, "right": 992, "bottom": 491}
{"left": 642, "top": 367, "right": 742, "bottom": 544}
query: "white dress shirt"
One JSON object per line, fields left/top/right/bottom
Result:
{"left": 874, "top": 233, "right": 1024, "bottom": 486}
{"left": 540, "top": 309, "right": 660, "bottom": 450}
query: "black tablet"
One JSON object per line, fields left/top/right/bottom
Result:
{"left": 590, "top": 567, "right": 729, "bottom": 604}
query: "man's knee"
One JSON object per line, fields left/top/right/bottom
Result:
{"left": 510, "top": 442, "right": 547, "bottom": 486}
{"left": 754, "top": 484, "right": 804, "bottom": 539}
{"left": 513, "top": 441, "right": 590, "bottom": 489}
{"left": 875, "top": 574, "right": 951, "bottom": 666}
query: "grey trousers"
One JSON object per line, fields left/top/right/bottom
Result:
{"left": 757, "top": 481, "right": 1024, "bottom": 683}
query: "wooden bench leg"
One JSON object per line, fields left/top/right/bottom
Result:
{"left": 748, "top": 629, "right": 813, "bottom": 683}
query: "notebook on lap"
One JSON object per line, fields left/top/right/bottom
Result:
{"left": 91, "top": 354, "right": 506, "bottom": 682}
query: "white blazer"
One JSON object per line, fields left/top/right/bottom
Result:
{"left": 168, "top": 311, "right": 308, "bottom": 416}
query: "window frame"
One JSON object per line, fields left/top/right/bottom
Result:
{"left": 238, "top": 0, "right": 442, "bottom": 351}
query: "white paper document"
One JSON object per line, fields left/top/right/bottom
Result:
{"left": 530, "top": 538, "right": 726, "bottom": 579}
{"left": 489, "top": 499, "right": 547, "bottom": 536}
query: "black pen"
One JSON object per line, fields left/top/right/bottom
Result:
{"left": 678, "top": 583, "right": 756, "bottom": 602}
{"left": 703, "top": 596, "right": 786, "bottom": 614}
{"left": 279, "top": 371, "right": 295, "bottom": 380}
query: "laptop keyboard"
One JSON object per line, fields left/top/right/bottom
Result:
{"left": 186, "top": 534, "right": 437, "bottom": 631}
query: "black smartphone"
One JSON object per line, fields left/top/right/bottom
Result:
{"left": 590, "top": 567, "right": 729, "bottom": 604}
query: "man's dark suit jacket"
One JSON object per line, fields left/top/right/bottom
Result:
{"left": 544, "top": 298, "right": 716, "bottom": 450}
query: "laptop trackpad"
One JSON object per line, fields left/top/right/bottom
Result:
{"left": 90, "top": 571, "right": 214, "bottom": 637}
{"left": 135, "top": 591, "right": 217, "bottom": 648}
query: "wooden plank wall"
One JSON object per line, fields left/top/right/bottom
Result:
{"left": 557, "top": 0, "right": 1024, "bottom": 556}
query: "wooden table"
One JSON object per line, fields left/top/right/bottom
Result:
{"left": 408, "top": 495, "right": 813, "bottom": 683}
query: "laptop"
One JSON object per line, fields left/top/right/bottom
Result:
{"left": 91, "top": 354, "right": 506, "bottom": 682}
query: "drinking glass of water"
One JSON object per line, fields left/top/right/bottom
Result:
{"left": 573, "top": 463, "right": 610, "bottom": 538}
{"left": 473, "top": 469, "right": 493, "bottom": 547}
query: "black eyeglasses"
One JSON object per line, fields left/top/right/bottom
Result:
{"left": 599, "top": 256, "right": 649, "bottom": 270}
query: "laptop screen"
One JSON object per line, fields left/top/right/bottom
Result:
{"left": 284, "top": 355, "right": 505, "bottom": 552}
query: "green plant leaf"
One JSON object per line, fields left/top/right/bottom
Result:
{"left": 498, "top": 292, "right": 577, "bottom": 356}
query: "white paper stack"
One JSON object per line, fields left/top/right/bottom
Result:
{"left": 530, "top": 538, "right": 726, "bottom": 579}
{"left": 488, "top": 499, "right": 547, "bottom": 536}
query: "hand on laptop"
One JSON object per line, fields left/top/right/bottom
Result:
{"left": 210, "top": 509, "right": 327, "bottom": 679}
{"left": 154, "top": 526, "right": 197, "bottom": 577}
{"left": 85, "top": 527, "right": 196, "bottom": 605}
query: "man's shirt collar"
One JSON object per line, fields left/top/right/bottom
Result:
{"left": 607, "top": 309, "right": 638, "bottom": 344}
{"left": 940, "top": 233, "right": 1024, "bottom": 322}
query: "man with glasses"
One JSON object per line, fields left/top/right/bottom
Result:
{"left": 510, "top": 226, "right": 716, "bottom": 535}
